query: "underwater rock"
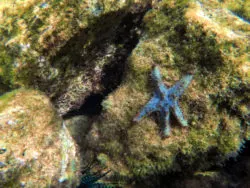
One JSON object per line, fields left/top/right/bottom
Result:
{"left": 64, "top": 115, "right": 90, "bottom": 156}
{"left": 0, "top": 0, "right": 150, "bottom": 115}
{"left": 0, "top": 89, "right": 80, "bottom": 187}
{"left": 82, "top": 0, "right": 250, "bottom": 184}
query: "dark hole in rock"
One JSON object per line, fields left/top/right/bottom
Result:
{"left": 63, "top": 94, "right": 104, "bottom": 119}
{"left": 101, "top": 8, "right": 150, "bottom": 95}
{"left": 63, "top": 5, "right": 151, "bottom": 119}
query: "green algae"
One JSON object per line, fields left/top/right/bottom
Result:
{"left": 82, "top": 0, "right": 249, "bottom": 183}
{"left": 0, "top": 0, "right": 150, "bottom": 115}
{"left": 0, "top": 89, "right": 81, "bottom": 187}
{"left": 0, "top": 89, "right": 19, "bottom": 112}
{"left": 223, "top": 0, "right": 250, "bottom": 21}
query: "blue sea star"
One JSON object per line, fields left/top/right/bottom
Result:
{"left": 133, "top": 66, "right": 193, "bottom": 136}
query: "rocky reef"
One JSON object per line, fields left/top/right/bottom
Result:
{"left": 0, "top": 0, "right": 249, "bottom": 187}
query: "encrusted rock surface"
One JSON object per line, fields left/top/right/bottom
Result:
{"left": 82, "top": 0, "right": 249, "bottom": 183}
{"left": 0, "top": 0, "right": 151, "bottom": 115}
{"left": 0, "top": 89, "right": 80, "bottom": 187}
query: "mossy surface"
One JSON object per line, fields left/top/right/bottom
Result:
{"left": 83, "top": 0, "right": 250, "bottom": 183}
{"left": 222, "top": 0, "right": 250, "bottom": 21}
{"left": 0, "top": 0, "right": 150, "bottom": 115}
{"left": 0, "top": 89, "right": 80, "bottom": 187}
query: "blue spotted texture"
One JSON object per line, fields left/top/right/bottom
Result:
{"left": 134, "top": 66, "right": 193, "bottom": 136}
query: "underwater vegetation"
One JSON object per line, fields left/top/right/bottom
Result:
{"left": 83, "top": 0, "right": 249, "bottom": 183}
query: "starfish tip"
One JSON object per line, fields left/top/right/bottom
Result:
{"left": 152, "top": 66, "right": 162, "bottom": 82}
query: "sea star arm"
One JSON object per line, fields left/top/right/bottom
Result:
{"left": 172, "top": 101, "right": 188, "bottom": 127}
{"left": 161, "top": 109, "right": 171, "bottom": 136}
{"left": 151, "top": 66, "right": 162, "bottom": 83}
{"left": 152, "top": 67, "right": 169, "bottom": 98}
{"left": 168, "top": 75, "right": 193, "bottom": 98}
{"left": 133, "top": 93, "right": 159, "bottom": 122}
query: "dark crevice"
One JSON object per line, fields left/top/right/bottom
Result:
{"left": 63, "top": 94, "right": 104, "bottom": 119}
{"left": 63, "top": 5, "right": 151, "bottom": 119}
{"left": 100, "top": 9, "right": 148, "bottom": 94}
{"left": 48, "top": 11, "right": 126, "bottom": 103}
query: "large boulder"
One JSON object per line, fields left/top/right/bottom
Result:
{"left": 0, "top": 0, "right": 150, "bottom": 115}
{"left": 83, "top": 0, "right": 250, "bottom": 184}
{"left": 0, "top": 89, "right": 80, "bottom": 187}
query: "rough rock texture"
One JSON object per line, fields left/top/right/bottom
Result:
{"left": 0, "top": 0, "right": 151, "bottom": 115}
{"left": 138, "top": 142, "right": 250, "bottom": 188}
{"left": 82, "top": 0, "right": 249, "bottom": 184}
{"left": 64, "top": 115, "right": 90, "bottom": 156}
{"left": 0, "top": 89, "right": 80, "bottom": 187}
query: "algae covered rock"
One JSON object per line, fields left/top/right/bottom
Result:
{"left": 82, "top": 0, "right": 250, "bottom": 183}
{"left": 0, "top": 89, "right": 80, "bottom": 187}
{"left": 0, "top": 0, "right": 150, "bottom": 115}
